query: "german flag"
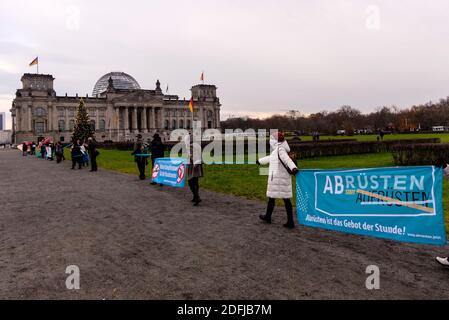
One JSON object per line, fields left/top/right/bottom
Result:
{"left": 189, "top": 97, "right": 194, "bottom": 113}
{"left": 29, "top": 57, "right": 38, "bottom": 66}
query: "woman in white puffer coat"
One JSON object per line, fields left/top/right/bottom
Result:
{"left": 257, "top": 131, "right": 299, "bottom": 228}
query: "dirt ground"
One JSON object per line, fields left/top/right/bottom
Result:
{"left": 1, "top": 148, "right": 449, "bottom": 299}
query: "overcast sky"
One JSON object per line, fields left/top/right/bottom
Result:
{"left": 1, "top": 0, "right": 449, "bottom": 129}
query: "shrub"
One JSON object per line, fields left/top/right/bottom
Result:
{"left": 392, "top": 143, "right": 449, "bottom": 166}
{"left": 290, "top": 138, "right": 440, "bottom": 158}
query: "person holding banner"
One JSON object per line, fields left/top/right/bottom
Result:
{"left": 257, "top": 131, "right": 299, "bottom": 229}
{"left": 132, "top": 134, "right": 149, "bottom": 180}
{"left": 435, "top": 159, "right": 449, "bottom": 266}
{"left": 150, "top": 133, "right": 165, "bottom": 185}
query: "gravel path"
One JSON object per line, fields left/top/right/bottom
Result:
{"left": 1, "top": 149, "right": 449, "bottom": 299}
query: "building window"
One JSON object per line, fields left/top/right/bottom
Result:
{"left": 187, "top": 120, "right": 191, "bottom": 129}
{"left": 99, "top": 109, "right": 105, "bottom": 117}
{"left": 164, "top": 120, "right": 169, "bottom": 130}
{"left": 179, "top": 119, "right": 184, "bottom": 129}
{"left": 69, "top": 120, "right": 75, "bottom": 131}
{"left": 172, "top": 109, "right": 177, "bottom": 117}
{"left": 207, "top": 110, "right": 213, "bottom": 119}
{"left": 99, "top": 119, "right": 106, "bottom": 131}
{"left": 90, "top": 120, "right": 96, "bottom": 131}
{"left": 172, "top": 119, "right": 177, "bottom": 129}
{"left": 35, "top": 121, "right": 45, "bottom": 133}
{"left": 58, "top": 108, "right": 65, "bottom": 117}
{"left": 165, "top": 110, "right": 170, "bottom": 117}
{"left": 69, "top": 108, "right": 75, "bottom": 117}
{"left": 58, "top": 120, "right": 65, "bottom": 131}
{"left": 89, "top": 108, "right": 96, "bottom": 116}
{"left": 35, "top": 107, "right": 46, "bottom": 116}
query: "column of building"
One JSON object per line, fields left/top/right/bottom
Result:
{"left": 65, "top": 107, "right": 69, "bottom": 133}
{"left": 132, "top": 105, "right": 138, "bottom": 133}
{"left": 142, "top": 106, "right": 147, "bottom": 133}
{"left": 124, "top": 107, "right": 129, "bottom": 134}
{"left": 151, "top": 107, "right": 156, "bottom": 131}
{"left": 28, "top": 104, "right": 32, "bottom": 132}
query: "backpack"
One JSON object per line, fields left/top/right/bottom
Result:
{"left": 278, "top": 147, "right": 298, "bottom": 175}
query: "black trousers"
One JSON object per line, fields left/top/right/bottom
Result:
{"left": 266, "top": 198, "right": 294, "bottom": 224}
{"left": 188, "top": 177, "right": 200, "bottom": 200}
{"left": 136, "top": 159, "right": 147, "bottom": 180}
{"left": 72, "top": 158, "right": 81, "bottom": 169}
{"left": 90, "top": 154, "right": 97, "bottom": 171}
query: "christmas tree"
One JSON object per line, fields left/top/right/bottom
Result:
{"left": 72, "top": 98, "right": 95, "bottom": 143}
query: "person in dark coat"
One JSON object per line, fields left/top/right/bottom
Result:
{"left": 150, "top": 133, "right": 165, "bottom": 185}
{"left": 131, "top": 134, "right": 148, "bottom": 180}
{"left": 22, "top": 142, "right": 28, "bottom": 156}
{"left": 87, "top": 137, "right": 99, "bottom": 172}
{"left": 187, "top": 139, "right": 204, "bottom": 206}
{"left": 55, "top": 141, "right": 64, "bottom": 163}
{"left": 71, "top": 142, "right": 83, "bottom": 169}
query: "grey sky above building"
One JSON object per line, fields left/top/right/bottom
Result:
{"left": 1, "top": 0, "right": 449, "bottom": 129}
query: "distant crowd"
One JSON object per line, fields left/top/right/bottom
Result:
{"left": 21, "top": 138, "right": 99, "bottom": 172}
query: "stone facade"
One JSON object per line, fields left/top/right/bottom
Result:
{"left": 10, "top": 72, "right": 221, "bottom": 143}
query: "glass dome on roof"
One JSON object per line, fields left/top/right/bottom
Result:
{"left": 92, "top": 72, "right": 141, "bottom": 96}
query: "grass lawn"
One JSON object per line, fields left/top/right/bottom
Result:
{"left": 64, "top": 148, "right": 449, "bottom": 231}
{"left": 291, "top": 133, "right": 449, "bottom": 143}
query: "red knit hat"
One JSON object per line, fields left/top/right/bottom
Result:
{"left": 274, "top": 131, "right": 285, "bottom": 142}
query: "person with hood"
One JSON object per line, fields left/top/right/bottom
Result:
{"left": 131, "top": 134, "right": 148, "bottom": 180}
{"left": 257, "top": 131, "right": 299, "bottom": 229}
{"left": 150, "top": 133, "right": 165, "bottom": 185}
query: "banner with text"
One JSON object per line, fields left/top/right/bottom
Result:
{"left": 296, "top": 166, "right": 446, "bottom": 245}
{"left": 151, "top": 158, "right": 188, "bottom": 188}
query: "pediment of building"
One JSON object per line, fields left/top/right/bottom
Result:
{"left": 111, "top": 91, "right": 162, "bottom": 104}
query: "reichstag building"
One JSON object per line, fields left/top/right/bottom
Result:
{"left": 10, "top": 71, "right": 221, "bottom": 143}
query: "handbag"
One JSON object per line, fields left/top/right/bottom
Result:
{"left": 278, "top": 147, "right": 298, "bottom": 175}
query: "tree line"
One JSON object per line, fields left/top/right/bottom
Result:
{"left": 221, "top": 97, "right": 449, "bottom": 135}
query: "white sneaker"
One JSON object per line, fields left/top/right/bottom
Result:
{"left": 436, "top": 257, "right": 449, "bottom": 266}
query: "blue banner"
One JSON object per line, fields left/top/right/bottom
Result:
{"left": 151, "top": 158, "right": 188, "bottom": 188}
{"left": 296, "top": 166, "right": 447, "bottom": 246}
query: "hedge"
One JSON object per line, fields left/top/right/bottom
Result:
{"left": 290, "top": 138, "right": 440, "bottom": 159}
{"left": 96, "top": 138, "right": 441, "bottom": 158}
{"left": 392, "top": 143, "right": 449, "bottom": 166}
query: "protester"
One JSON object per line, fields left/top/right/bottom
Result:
{"left": 40, "top": 142, "right": 46, "bottom": 159}
{"left": 87, "top": 137, "right": 99, "bottom": 172}
{"left": 30, "top": 141, "right": 36, "bottom": 155}
{"left": 435, "top": 158, "right": 449, "bottom": 266}
{"left": 22, "top": 142, "right": 28, "bottom": 156}
{"left": 150, "top": 133, "right": 165, "bottom": 185}
{"left": 55, "top": 141, "right": 64, "bottom": 163}
{"left": 257, "top": 131, "right": 299, "bottom": 229}
{"left": 71, "top": 141, "right": 83, "bottom": 170}
{"left": 131, "top": 134, "right": 148, "bottom": 180}
{"left": 187, "top": 137, "right": 203, "bottom": 206}
{"left": 46, "top": 144, "right": 53, "bottom": 161}
{"left": 80, "top": 140, "right": 89, "bottom": 167}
